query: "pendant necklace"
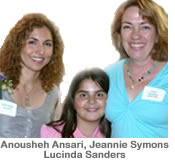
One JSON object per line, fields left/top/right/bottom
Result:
{"left": 23, "top": 85, "right": 34, "bottom": 107}
{"left": 125, "top": 59, "right": 159, "bottom": 89}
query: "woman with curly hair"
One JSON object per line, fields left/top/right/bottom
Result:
{"left": 0, "top": 13, "right": 64, "bottom": 138}
{"left": 41, "top": 68, "right": 111, "bottom": 138}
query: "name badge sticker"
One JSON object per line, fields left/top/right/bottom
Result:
{"left": 142, "top": 86, "right": 166, "bottom": 102}
{"left": 0, "top": 100, "right": 17, "bottom": 117}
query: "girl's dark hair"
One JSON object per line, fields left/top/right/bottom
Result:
{"left": 48, "top": 68, "right": 111, "bottom": 138}
{"left": 0, "top": 13, "right": 64, "bottom": 92}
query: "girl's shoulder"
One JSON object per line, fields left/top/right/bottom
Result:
{"left": 40, "top": 123, "right": 63, "bottom": 138}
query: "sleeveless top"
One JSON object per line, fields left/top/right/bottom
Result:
{"left": 0, "top": 86, "right": 59, "bottom": 138}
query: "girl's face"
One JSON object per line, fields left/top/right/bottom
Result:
{"left": 20, "top": 26, "right": 53, "bottom": 72}
{"left": 121, "top": 6, "right": 158, "bottom": 63}
{"left": 74, "top": 79, "right": 107, "bottom": 124}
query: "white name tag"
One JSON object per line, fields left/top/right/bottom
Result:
{"left": 0, "top": 100, "right": 17, "bottom": 117}
{"left": 142, "top": 86, "right": 166, "bottom": 102}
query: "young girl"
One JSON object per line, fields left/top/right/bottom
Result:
{"left": 41, "top": 68, "right": 111, "bottom": 138}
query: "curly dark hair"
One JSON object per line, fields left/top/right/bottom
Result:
{"left": 111, "top": 0, "right": 168, "bottom": 61}
{"left": 0, "top": 13, "right": 64, "bottom": 92}
{"left": 48, "top": 68, "right": 111, "bottom": 138}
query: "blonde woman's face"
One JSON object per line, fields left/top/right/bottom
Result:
{"left": 20, "top": 26, "right": 53, "bottom": 72}
{"left": 121, "top": 6, "right": 158, "bottom": 62}
{"left": 74, "top": 79, "right": 107, "bottom": 124}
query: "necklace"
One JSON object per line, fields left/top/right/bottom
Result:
{"left": 125, "top": 59, "right": 159, "bottom": 89}
{"left": 23, "top": 85, "right": 34, "bottom": 107}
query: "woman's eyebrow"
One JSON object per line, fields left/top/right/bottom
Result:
{"left": 122, "top": 21, "right": 132, "bottom": 25}
{"left": 28, "top": 37, "right": 38, "bottom": 41}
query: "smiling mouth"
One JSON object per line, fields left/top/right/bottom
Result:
{"left": 130, "top": 43, "right": 144, "bottom": 48}
{"left": 31, "top": 57, "right": 44, "bottom": 62}
{"left": 86, "top": 108, "right": 98, "bottom": 112}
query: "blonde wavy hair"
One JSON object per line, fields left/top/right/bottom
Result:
{"left": 0, "top": 13, "right": 64, "bottom": 92}
{"left": 111, "top": 0, "right": 168, "bottom": 61}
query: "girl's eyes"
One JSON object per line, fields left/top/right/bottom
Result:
{"left": 79, "top": 93, "right": 88, "bottom": 98}
{"left": 78, "top": 92, "right": 106, "bottom": 99}
{"left": 96, "top": 92, "right": 105, "bottom": 98}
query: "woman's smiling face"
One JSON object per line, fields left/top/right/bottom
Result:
{"left": 20, "top": 26, "right": 53, "bottom": 72}
{"left": 121, "top": 6, "right": 158, "bottom": 62}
